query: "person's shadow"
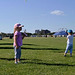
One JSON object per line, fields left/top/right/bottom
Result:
{"left": 0, "top": 58, "right": 74, "bottom": 67}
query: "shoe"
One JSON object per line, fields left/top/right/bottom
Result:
{"left": 15, "top": 62, "right": 18, "bottom": 64}
{"left": 64, "top": 55, "right": 66, "bottom": 57}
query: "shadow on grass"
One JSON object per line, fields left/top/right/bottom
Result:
{"left": 0, "top": 58, "right": 75, "bottom": 66}
{"left": 22, "top": 47, "right": 61, "bottom": 50}
{"left": 22, "top": 61, "right": 75, "bottom": 67}
{"left": 0, "top": 43, "right": 13, "bottom": 45}
{"left": 0, "top": 47, "right": 61, "bottom": 50}
{"left": 0, "top": 43, "right": 38, "bottom": 46}
{"left": 21, "top": 59, "right": 75, "bottom": 66}
{"left": 0, "top": 47, "right": 13, "bottom": 49}
{"left": 0, "top": 43, "right": 63, "bottom": 50}
{"left": 0, "top": 58, "right": 27, "bottom": 61}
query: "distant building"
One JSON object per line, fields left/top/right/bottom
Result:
{"left": 41, "top": 29, "right": 51, "bottom": 35}
{"left": 35, "top": 29, "right": 51, "bottom": 35}
{"left": 35, "top": 30, "right": 40, "bottom": 34}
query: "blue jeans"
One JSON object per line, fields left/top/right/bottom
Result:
{"left": 14, "top": 46, "right": 21, "bottom": 59}
{"left": 65, "top": 44, "right": 73, "bottom": 54}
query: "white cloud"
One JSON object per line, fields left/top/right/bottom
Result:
{"left": 50, "top": 10, "right": 64, "bottom": 15}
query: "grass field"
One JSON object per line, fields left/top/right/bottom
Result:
{"left": 0, "top": 37, "right": 75, "bottom": 75}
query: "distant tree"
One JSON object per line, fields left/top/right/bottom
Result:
{"left": 26, "top": 33, "right": 32, "bottom": 37}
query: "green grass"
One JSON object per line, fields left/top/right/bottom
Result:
{"left": 0, "top": 37, "right": 75, "bottom": 75}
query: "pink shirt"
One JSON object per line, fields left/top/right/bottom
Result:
{"left": 14, "top": 31, "right": 22, "bottom": 46}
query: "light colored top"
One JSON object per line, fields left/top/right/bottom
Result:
{"left": 67, "top": 35, "right": 73, "bottom": 45}
{"left": 14, "top": 31, "right": 22, "bottom": 46}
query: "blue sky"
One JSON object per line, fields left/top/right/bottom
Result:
{"left": 0, "top": 0, "right": 75, "bottom": 33}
